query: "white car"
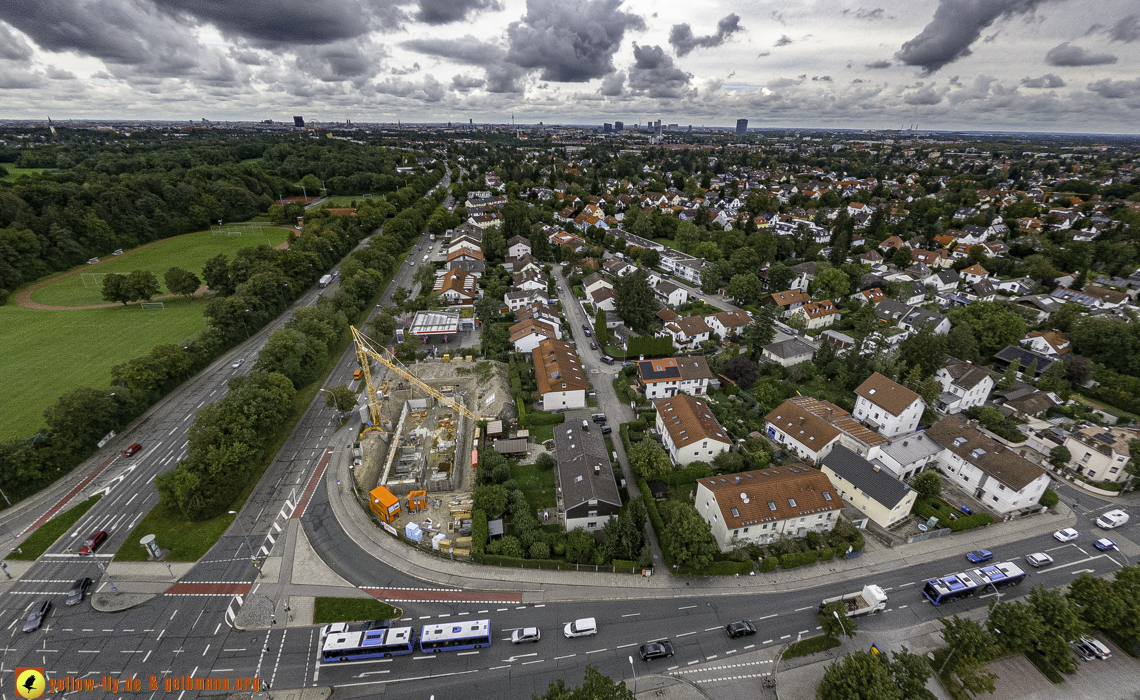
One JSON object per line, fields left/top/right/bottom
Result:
{"left": 231, "top": 358, "right": 245, "bottom": 368}
{"left": 1054, "top": 528, "right": 1079, "bottom": 543}
{"left": 1026, "top": 552, "right": 1054, "bottom": 568}
{"left": 510, "top": 627, "right": 541, "bottom": 644}
{"left": 564, "top": 617, "right": 598, "bottom": 638}
{"left": 319, "top": 622, "right": 349, "bottom": 643}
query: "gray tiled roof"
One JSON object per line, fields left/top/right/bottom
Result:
{"left": 553, "top": 422, "right": 621, "bottom": 510}
{"left": 821, "top": 445, "right": 913, "bottom": 508}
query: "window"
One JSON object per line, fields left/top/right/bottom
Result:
{"left": 1083, "top": 452, "right": 1092, "bottom": 462}
{"left": 730, "top": 508, "right": 739, "bottom": 517}
{"left": 743, "top": 528, "right": 749, "bottom": 533}
{"left": 998, "top": 484, "right": 1005, "bottom": 491}
{"left": 733, "top": 529, "right": 739, "bottom": 536}
{"left": 788, "top": 498, "right": 797, "bottom": 507}
{"left": 822, "top": 492, "right": 832, "bottom": 501}
{"left": 1088, "top": 471, "right": 1096, "bottom": 478}
{"left": 992, "top": 496, "right": 999, "bottom": 502}
{"left": 587, "top": 522, "right": 597, "bottom": 529}
{"left": 588, "top": 510, "right": 597, "bottom": 517}
{"left": 1110, "top": 467, "right": 1119, "bottom": 474}
{"left": 768, "top": 501, "right": 777, "bottom": 511}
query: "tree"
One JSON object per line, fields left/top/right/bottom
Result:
{"left": 997, "top": 358, "right": 1021, "bottom": 390}
{"left": 742, "top": 306, "right": 776, "bottom": 359}
{"left": 726, "top": 273, "right": 763, "bottom": 305}
{"left": 323, "top": 384, "right": 357, "bottom": 414}
{"left": 1048, "top": 445, "right": 1071, "bottom": 468}
{"left": 473, "top": 483, "right": 509, "bottom": 517}
{"left": 818, "top": 652, "right": 902, "bottom": 700}
{"left": 594, "top": 308, "right": 608, "bottom": 345}
{"left": 628, "top": 439, "right": 671, "bottom": 481}
{"left": 903, "top": 365, "right": 942, "bottom": 409}
{"left": 201, "top": 253, "right": 232, "bottom": 295}
{"left": 660, "top": 501, "right": 718, "bottom": 570}
{"left": 1067, "top": 573, "right": 1126, "bottom": 631}
{"left": 812, "top": 267, "right": 850, "bottom": 300}
{"left": 123, "top": 269, "right": 160, "bottom": 302}
{"left": 1028, "top": 585, "right": 1085, "bottom": 674}
{"left": 910, "top": 470, "right": 941, "bottom": 502}
{"left": 938, "top": 616, "right": 997, "bottom": 695}
{"left": 767, "top": 262, "right": 793, "bottom": 291}
{"left": 986, "top": 600, "right": 1044, "bottom": 655}
{"left": 899, "top": 327, "right": 947, "bottom": 379}
{"left": 367, "top": 311, "right": 398, "bottom": 343}
{"left": 164, "top": 267, "right": 201, "bottom": 299}
{"left": 565, "top": 527, "right": 595, "bottom": 564}
{"left": 1111, "top": 565, "right": 1140, "bottom": 641}
{"left": 101, "top": 273, "right": 132, "bottom": 305}
{"left": 819, "top": 601, "right": 859, "bottom": 639}
{"left": 535, "top": 665, "right": 635, "bottom": 700}
{"left": 721, "top": 355, "right": 758, "bottom": 388}
{"left": 481, "top": 225, "right": 506, "bottom": 262}
{"left": 1036, "top": 359, "right": 1069, "bottom": 392}
{"left": 949, "top": 302, "right": 1026, "bottom": 359}
{"left": 535, "top": 453, "right": 556, "bottom": 471}
{"left": 614, "top": 268, "right": 657, "bottom": 332}
{"left": 945, "top": 323, "right": 980, "bottom": 364}
{"left": 43, "top": 387, "right": 120, "bottom": 454}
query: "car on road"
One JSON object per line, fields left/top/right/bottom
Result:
{"left": 1054, "top": 528, "right": 1079, "bottom": 542}
{"left": 584, "top": 329, "right": 591, "bottom": 337}
{"left": 65, "top": 577, "right": 92, "bottom": 606}
{"left": 600, "top": 355, "right": 614, "bottom": 365}
{"left": 1096, "top": 509, "right": 1130, "bottom": 529}
{"left": 231, "top": 358, "right": 245, "bottom": 368}
{"left": 1025, "top": 552, "right": 1054, "bottom": 568}
{"left": 22, "top": 600, "right": 51, "bottom": 633}
{"left": 639, "top": 640, "right": 674, "bottom": 660}
{"left": 123, "top": 443, "right": 142, "bottom": 457}
{"left": 511, "top": 627, "right": 541, "bottom": 644}
{"left": 78, "top": 531, "right": 107, "bottom": 555}
{"left": 362, "top": 619, "right": 393, "bottom": 631}
{"left": 725, "top": 621, "right": 757, "bottom": 639}
{"left": 1093, "top": 538, "right": 1118, "bottom": 551}
{"left": 564, "top": 617, "right": 597, "bottom": 638}
{"left": 556, "top": 285, "right": 563, "bottom": 293}
{"left": 589, "top": 341, "right": 597, "bottom": 350}
{"left": 966, "top": 549, "right": 994, "bottom": 563}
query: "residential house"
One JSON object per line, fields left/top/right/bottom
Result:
{"left": 655, "top": 394, "right": 732, "bottom": 465}
{"left": 654, "top": 279, "right": 689, "bottom": 308}
{"left": 695, "top": 467, "right": 843, "bottom": 550}
{"left": 873, "top": 432, "right": 942, "bottom": 481}
{"left": 1021, "top": 331, "right": 1071, "bottom": 357}
{"left": 789, "top": 262, "right": 818, "bottom": 292}
{"left": 784, "top": 396, "right": 889, "bottom": 459}
{"left": 603, "top": 258, "right": 636, "bottom": 277}
{"left": 874, "top": 299, "right": 911, "bottom": 325}
{"left": 447, "top": 246, "right": 484, "bottom": 266}
{"left": 433, "top": 268, "right": 480, "bottom": 305}
{"left": 705, "top": 309, "right": 754, "bottom": 340}
{"left": 856, "top": 288, "right": 887, "bottom": 306}
{"left": 993, "top": 346, "right": 1056, "bottom": 378}
{"left": 1012, "top": 294, "right": 1064, "bottom": 324}
{"left": 533, "top": 339, "right": 588, "bottom": 411}
{"left": 860, "top": 250, "right": 885, "bottom": 267}
{"left": 1063, "top": 426, "right": 1137, "bottom": 486}
{"left": 504, "top": 288, "right": 549, "bottom": 312}
{"left": 820, "top": 329, "right": 856, "bottom": 355}
{"left": 791, "top": 299, "right": 840, "bottom": 329}
{"left": 934, "top": 359, "right": 995, "bottom": 414}
{"left": 767, "top": 289, "right": 812, "bottom": 318}
{"left": 661, "top": 316, "right": 712, "bottom": 350}
{"left": 925, "top": 417, "right": 1050, "bottom": 515}
{"left": 553, "top": 421, "right": 622, "bottom": 531}
{"left": 900, "top": 280, "right": 928, "bottom": 305}
{"left": 821, "top": 446, "right": 917, "bottom": 529}
{"left": 512, "top": 268, "right": 547, "bottom": 293}
{"left": 509, "top": 318, "right": 560, "bottom": 354}
{"left": 854, "top": 373, "right": 925, "bottom": 438}
{"left": 637, "top": 357, "right": 715, "bottom": 399}
{"left": 587, "top": 285, "right": 617, "bottom": 312}
{"left": 505, "top": 235, "right": 532, "bottom": 261}
{"left": 761, "top": 337, "right": 816, "bottom": 367}
{"left": 926, "top": 270, "right": 960, "bottom": 293}
{"left": 764, "top": 400, "right": 842, "bottom": 464}
{"left": 899, "top": 307, "right": 951, "bottom": 335}
{"left": 960, "top": 264, "right": 989, "bottom": 285}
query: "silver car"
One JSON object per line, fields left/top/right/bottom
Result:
{"left": 1025, "top": 552, "right": 1053, "bottom": 568}
{"left": 511, "top": 627, "right": 541, "bottom": 644}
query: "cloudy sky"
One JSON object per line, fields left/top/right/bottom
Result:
{"left": 0, "top": 0, "right": 1138, "bottom": 132}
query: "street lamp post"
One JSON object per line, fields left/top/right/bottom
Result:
{"left": 833, "top": 611, "right": 848, "bottom": 640}
{"left": 628, "top": 655, "right": 636, "bottom": 680}
{"left": 319, "top": 388, "right": 343, "bottom": 419}
{"left": 228, "top": 510, "right": 264, "bottom": 578}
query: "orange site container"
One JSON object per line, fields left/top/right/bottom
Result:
{"left": 408, "top": 490, "right": 427, "bottom": 511}
{"left": 369, "top": 485, "right": 401, "bottom": 523}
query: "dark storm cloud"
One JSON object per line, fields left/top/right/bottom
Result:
{"left": 600, "top": 70, "right": 625, "bottom": 96}
{"left": 1108, "top": 15, "right": 1140, "bottom": 43}
{"left": 0, "top": 70, "right": 40, "bottom": 89}
{"left": 451, "top": 74, "right": 485, "bottom": 91}
{"left": 627, "top": 43, "right": 691, "bottom": 98}
{"left": 402, "top": 35, "right": 524, "bottom": 92}
{"left": 897, "top": 0, "right": 1051, "bottom": 73}
{"left": 153, "top": 0, "right": 402, "bottom": 45}
{"left": 1086, "top": 77, "right": 1140, "bottom": 99}
{"left": 865, "top": 60, "right": 892, "bottom": 69}
{"left": 903, "top": 85, "right": 942, "bottom": 104}
{"left": 1021, "top": 73, "right": 1064, "bottom": 88}
{"left": 669, "top": 14, "right": 743, "bottom": 57}
{"left": 505, "top": 0, "right": 644, "bottom": 82}
{"left": 294, "top": 38, "right": 384, "bottom": 83}
{"left": 0, "top": 23, "right": 34, "bottom": 61}
{"left": 415, "top": 0, "right": 502, "bottom": 25}
{"left": 1045, "top": 42, "right": 1117, "bottom": 66}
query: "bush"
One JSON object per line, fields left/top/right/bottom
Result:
{"left": 526, "top": 411, "right": 566, "bottom": 426}
{"left": 659, "top": 462, "right": 714, "bottom": 486}
{"left": 820, "top": 548, "right": 835, "bottom": 561}
{"left": 783, "top": 635, "right": 841, "bottom": 659}
{"left": 471, "top": 509, "right": 488, "bottom": 555}
{"left": 1039, "top": 488, "right": 1059, "bottom": 508}
{"left": 692, "top": 560, "right": 754, "bottom": 576}
{"left": 947, "top": 512, "right": 994, "bottom": 532}
{"left": 1094, "top": 480, "right": 1126, "bottom": 492}
{"left": 758, "top": 556, "right": 778, "bottom": 572}
{"left": 779, "top": 550, "right": 820, "bottom": 569}
{"left": 638, "top": 477, "right": 671, "bottom": 564}
{"left": 628, "top": 335, "right": 674, "bottom": 357}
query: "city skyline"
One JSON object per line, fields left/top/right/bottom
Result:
{"left": 0, "top": 0, "right": 1138, "bottom": 133}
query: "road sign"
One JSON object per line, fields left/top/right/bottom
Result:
{"left": 870, "top": 643, "right": 882, "bottom": 657}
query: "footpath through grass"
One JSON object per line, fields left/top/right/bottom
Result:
{"left": 6, "top": 495, "right": 103, "bottom": 560}
{"left": 313, "top": 597, "right": 398, "bottom": 624}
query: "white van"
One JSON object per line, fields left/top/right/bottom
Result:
{"left": 564, "top": 618, "right": 597, "bottom": 638}
{"left": 1096, "top": 509, "right": 1129, "bottom": 529}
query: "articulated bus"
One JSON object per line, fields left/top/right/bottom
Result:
{"left": 419, "top": 619, "right": 492, "bottom": 653}
{"left": 321, "top": 627, "right": 416, "bottom": 662}
{"left": 922, "top": 561, "right": 1028, "bottom": 606}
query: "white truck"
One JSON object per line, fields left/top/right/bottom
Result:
{"left": 819, "top": 584, "right": 888, "bottom": 617}
{"left": 319, "top": 274, "right": 333, "bottom": 288}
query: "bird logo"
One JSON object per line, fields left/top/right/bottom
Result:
{"left": 15, "top": 667, "right": 45, "bottom": 698}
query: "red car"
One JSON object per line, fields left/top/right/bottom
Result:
{"left": 78, "top": 531, "right": 107, "bottom": 555}
{"left": 123, "top": 443, "right": 142, "bottom": 457}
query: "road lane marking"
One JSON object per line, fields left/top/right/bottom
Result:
{"left": 457, "top": 651, "right": 479, "bottom": 656}
{"left": 678, "top": 605, "right": 697, "bottom": 610}
{"left": 687, "top": 660, "right": 699, "bottom": 666}
{"left": 794, "top": 606, "right": 813, "bottom": 612}
{"left": 757, "top": 614, "right": 777, "bottom": 620}
{"left": 779, "top": 635, "right": 790, "bottom": 640}
{"left": 586, "top": 649, "right": 607, "bottom": 654}
{"left": 704, "top": 627, "right": 721, "bottom": 632}
{"left": 899, "top": 582, "right": 915, "bottom": 587}
{"left": 744, "top": 645, "right": 755, "bottom": 650}
{"left": 522, "top": 660, "right": 543, "bottom": 665}
{"left": 554, "top": 654, "right": 576, "bottom": 660}
{"left": 617, "top": 643, "right": 638, "bottom": 648}
{"left": 676, "top": 632, "right": 697, "bottom": 638}
{"left": 706, "top": 655, "right": 718, "bottom": 660}
{"left": 622, "top": 613, "right": 641, "bottom": 618}
{"left": 762, "top": 640, "right": 773, "bottom": 644}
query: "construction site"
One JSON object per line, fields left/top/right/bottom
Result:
{"left": 348, "top": 327, "right": 514, "bottom": 552}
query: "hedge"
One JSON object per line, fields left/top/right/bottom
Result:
{"left": 471, "top": 509, "right": 488, "bottom": 555}
{"left": 628, "top": 335, "right": 674, "bottom": 357}
{"left": 638, "top": 477, "right": 672, "bottom": 565}
{"left": 947, "top": 512, "right": 994, "bottom": 532}
{"left": 659, "top": 463, "right": 714, "bottom": 487}
{"left": 820, "top": 548, "right": 835, "bottom": 562}
{"left": 759, "top": 556, "right": 778, "bottom": 572}
{"left": 475, "top": 554, "right": 641, "bottom": 573}
{"left": 697, "top": 560, "right": 754, "bottom": 576}
{"left": 516, "top": 396, "right": 527, "bottom": 426}
{"left": 527, "top": 411, "right": 566, "bottom": 426}
{"left": 1094, "top": 480, "right": 1126, "bottom": 492}
{"left": 1039, "top": 488, "right": 1059, "bottom": 508}
{"left": 779, "top": 550, "right": 820, "bottom": 569}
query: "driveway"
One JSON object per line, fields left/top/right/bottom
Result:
{"left": 553, "top": 265, "right": 666, "bottom": 566}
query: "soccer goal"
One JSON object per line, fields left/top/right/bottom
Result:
{"left": 140, "top": 302, "right": 165, "bottom": 311}
{"left": 80, "top": 273, "right": 109, "bottom": 288}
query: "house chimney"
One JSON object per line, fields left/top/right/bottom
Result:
{"left": 799, "top": 416, "right": 805, "bottom": 425}
{"left": 872, "top": 465, "right": 881, "bottom": 472}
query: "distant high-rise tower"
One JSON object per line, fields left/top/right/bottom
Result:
{"left": 736, "top": 119, "right": 748, "bottom": 137}
{"left": 603, "top": 123, "right": 612, "bottom": 133}
{"left": 293, "top": 116, "right": 305, "bottom": 128}
{"left": 614, "top": 121, "right": 623, "bottom": 131}
{"left": 654, "top": 120, "right": 662, "bottom": 138}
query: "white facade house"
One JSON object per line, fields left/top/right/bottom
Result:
{"left": 655, "top": 394, "right": 732, "bottom": 465}
{"left": 534, "top": 339, "right": 587, "bottom": 411}
{"left": 506, "top": 235, "right": 532, "bottom": 260}
{"left": 926, "top": 418, "right": 1050, "bottom": 515}
{"left": 764, "top": 400, "right": 842, "bottom": 464}
{"left": 1063, "top": 426, "right": 1137, "bottom": 485}
{"left": 704, "top": 309, "right": 753, "bottom": 340}
{"left": 934, "top": 360, "right": 994, "bottom": 414}
{"left": 636, "top": 357, "right": 715, "bottom": 399}
{"left": 854, "top": 373, "right": 925, "bottom": 439}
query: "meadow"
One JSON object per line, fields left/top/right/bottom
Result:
{"left": 0, "top": 167, "right": 51, "bottom": 182}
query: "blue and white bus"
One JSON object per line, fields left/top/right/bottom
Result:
{"left": 971, "top": 561, "right": 1027, "bottom": 592}
{"left": 321, "top": 627, "right": 416, "bottom": 662}
{"left": 419, "top": 619, "right": 492, "bottom": 653}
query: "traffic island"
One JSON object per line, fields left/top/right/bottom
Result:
{"left": 233, "top": 594, "right": 275, "bottom": 630}
{"left": 91, "top": 591, "right": 156, "bottom": 613}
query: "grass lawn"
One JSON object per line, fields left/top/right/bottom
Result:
{"left": 112, "top": 500, "right": 234, "bottom": 561}
{"left": 0, "top": 300, "right": 207, "bottom": 440}
{"left": 313, "top": 597, "right": 398, "bottom": 624}
{"left": 30, "top": 227, "right": 292, "bottom": 307}
{"left": 6, "top": 495, "right": 102, "bottom": 560}
{"left": 530, "top": 424, "right": 555, "bottom": 443}
{"left": 321, "top": 196, "right": 375, "bottom": 208}
{"left": 510, "top": 460, "right": 557, "bottom": 510}
{"left": 783, "top": 634, "right": 841, "bottom": 659}
{"left": 652, "top": 238, "right": 679, "bottom": 250}
{"left": 0, "top": 167, "right": 51, "bottom": 182}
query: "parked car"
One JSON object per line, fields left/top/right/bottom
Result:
{"left": 590, "top": 342, "right": 597, "bottom": 350}
{"left": 582, "top": 323, "right": 590, "bottom": 331}
{"left": 725, "top": 621, "right": 757, "bottom": 639}
{"left": 584, "top": 329, "right": 591, "bottom": 337}
{"left": 65, "top": 578, "right": 92, "bottom": 607}
{"left": 1072, "top": 636, "right": 1112, "bottom": 661}
{"left": 600, "top": 356, "right": 615, "bottom": 365}
{"left": 966, "top": 549, "right": 994, "bottom": 563}
{"left": 1096, "top": 509, "right": 1130, "bottom": 529}
{"left": 564, "top": 618, "right": 598, "bottom": 638}
{"left": 639, "top": 640, "right": 675, "bottom": 661}
{"left": 362, "top": 619, "right": 393, "bottom": 631}
{"left": 601, "top": 425, "right": 612, "bottom": 435}
{"left": 319, "top": 622, "right": 350, "bottom": 643}
{"left": 22, "top": 600, "right": 51, "bottom": 633}
{"left": 78, "top": 531, "right": 107, "bottom": 555}
{"left": 123, "top": 443, "right": 142, "bottom": 457}
{"left": 556, "top": 285, "right": 563, "bottom": 293}
{"left": 1053, "top": 528, "right": 1079, "bottom": 543}
{"left": 511, "top": 627, "right": 541, "bottom": 644}
{"left": 231, "top": 358, "right": 245, "bottom": 368}
{"left": 592, "top": 414, "right": 607, "bottom": 424}
{"left": 1025, "top": 552, "right": 1054, "bottom": 568}
{"left": 1093, "top": 538, "right": 1118, "bottom": 551}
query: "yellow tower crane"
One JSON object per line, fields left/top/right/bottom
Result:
{"left": 351, "top": 326, "right": 477, "bottom": 433}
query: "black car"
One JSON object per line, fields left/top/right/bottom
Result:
{"left": 639, "top": 640, "right": 674, "bottom": 660}
{"left": 362, "top": 619, "right": 393, "bottom": 631}
{"left": 22, "top": 600, "right": 51, "bottom": 633}
{"left": 65, "top": 577, "right": 92, "bottom": 607}
{"left": 725, "top": 620, "right": 757, "bottom": 639}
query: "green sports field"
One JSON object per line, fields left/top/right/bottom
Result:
{"left": 320, "top": 195, "right": 375, "bottom": 208}
{"left": 0, "top": 167, "right": 51, "bottom": 182}
{"left": 30, "top": 227, "right": 291, "bottom": 307}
